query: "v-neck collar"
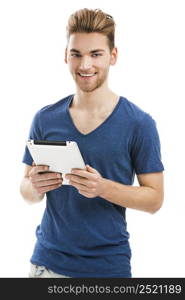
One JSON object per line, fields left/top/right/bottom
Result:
{"left": 66, "top": 94, "right": 122, "bottom": 137}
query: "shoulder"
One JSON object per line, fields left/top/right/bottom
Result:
{"left": 30, "top": 94, "right": 73, "bottom": 128}
{"left": 38, "top": 94, "right": 73, "bottom": 116}
{"left": 120, "top": 96, "right": 155, "bottom": 126}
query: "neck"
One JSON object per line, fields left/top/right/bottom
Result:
{"left": 72, "top": 84, "right": 119, "bottom": 112}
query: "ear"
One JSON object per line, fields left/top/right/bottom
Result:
{"left": 64, "top": 47, "right": 68, "bottom": 64}
{"left": 110, "top": 47, "right": 118, "bottom": 66}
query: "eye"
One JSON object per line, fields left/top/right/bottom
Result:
{"left": 71, "top": 54, "right": 81, "bottom": 57}
{"left": 92, "top": 53, "right": 102, "bottom": 57}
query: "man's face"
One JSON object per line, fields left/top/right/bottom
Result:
{"left": 65, "top": 32, "right": 117, "bottom": 93}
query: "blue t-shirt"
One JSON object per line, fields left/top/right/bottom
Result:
{"left": 22, "top": 94, "right": 164, "bottom": 278}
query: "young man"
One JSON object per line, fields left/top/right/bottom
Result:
{"left": 20, "top": 8, "right": 164, "bottom": 278}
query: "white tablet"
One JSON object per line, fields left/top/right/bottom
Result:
{"left": 26, "top": 139, "right": 86, "bottom": 185}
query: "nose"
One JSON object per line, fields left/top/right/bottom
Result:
{"left": 79, "top": 56, "right": 92, "bottom": 71}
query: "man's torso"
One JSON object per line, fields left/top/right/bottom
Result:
{"left": 22, "top": 94, "right": 164, "bottom": 277}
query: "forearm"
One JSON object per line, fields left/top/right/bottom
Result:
{"left": 20, "top": 177, "right": 45, "bottom": 204}
{"left": 99, "top": 178, "right": 162, "bottom": 214}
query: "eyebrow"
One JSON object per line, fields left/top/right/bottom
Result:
{"left": 70, "top": 48, "right": 105, "bottom": 54}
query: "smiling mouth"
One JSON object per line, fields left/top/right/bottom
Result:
{"left": 77, "top": 72, "right": 97, "bottom": 78}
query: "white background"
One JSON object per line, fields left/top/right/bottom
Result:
{"left": 0, "top": 0, "right": 184, "bottom": 277}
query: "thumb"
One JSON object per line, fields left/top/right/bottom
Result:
{"left": 32, "top": 161, "right": 36, "bottom": 166}
{"left": 86, "top": 164, "right": 100, "bottom": 175}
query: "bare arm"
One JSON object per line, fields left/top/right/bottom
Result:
{"left": 65, "top": 165, "right": 164, "bottom": 214}
{"left": 99, "top": 172, "right": 164, "bottom": 214}
{"left": 20, "top": 163, "right": 63, "bottom": 204}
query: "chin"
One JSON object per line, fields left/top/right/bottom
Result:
{"left": 78, "top": 84, "right": 103, "bottom": 93}
{"left": 76, "top": 80, "right": 105, "bottom": 93}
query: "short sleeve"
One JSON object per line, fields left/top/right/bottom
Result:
{"left": 22, "top": 110, "right": 42, "bottom": 166}
{"left": 131, "top": 113, "right": 164, "bottom": 174}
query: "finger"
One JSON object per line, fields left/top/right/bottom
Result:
{"left": 70, "top": 181, "right": 94, "bottom": 193}
{"left": 31, "top": 165, "right": 49, "bottom": 175}
{"left": 67, "top": 174, "right": 90, "bottom": 186}
{"left": 31, "top": 172, "right": 62, "bottom": 182}
{"left": 37, "top": 183, "right": 62, "bottom": 194}
{"left": 70, "top": 169, "right": 97, "bottom": 180}
{"left": 85, "top": 164, "right": 100, "bottom": 175}
{"left": 33, "top": 178, "right": 63, "bottom": 188}
{"left": 78, "top": 190, "right": 94, "bottom": 198}
{"left": 70, "top": 175, "right": 96, "bottom": 188}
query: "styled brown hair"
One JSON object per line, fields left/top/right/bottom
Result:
{"left": 66, "top": 8, "right": 116, "bottom": 52}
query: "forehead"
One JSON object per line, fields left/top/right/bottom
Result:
{"left": 67, "top": 32, "right": 109, "bottom": 53}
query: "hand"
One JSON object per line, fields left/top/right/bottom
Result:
{"left": 65, "top": 165, "right": 105, "bottom": 198}
{"left": 28, "top": 162, "right": 63, "bottom": 195}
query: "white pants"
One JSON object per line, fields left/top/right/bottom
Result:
{"left": 29, "top": 263, "right": 71, "bottom": 278}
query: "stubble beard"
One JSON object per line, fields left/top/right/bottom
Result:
{"left": 73, "top": 70, "right": 108, "bottom": 93}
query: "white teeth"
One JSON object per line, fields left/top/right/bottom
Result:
{"left": 79, "top": 73, "right": 96, "bottom": 77}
